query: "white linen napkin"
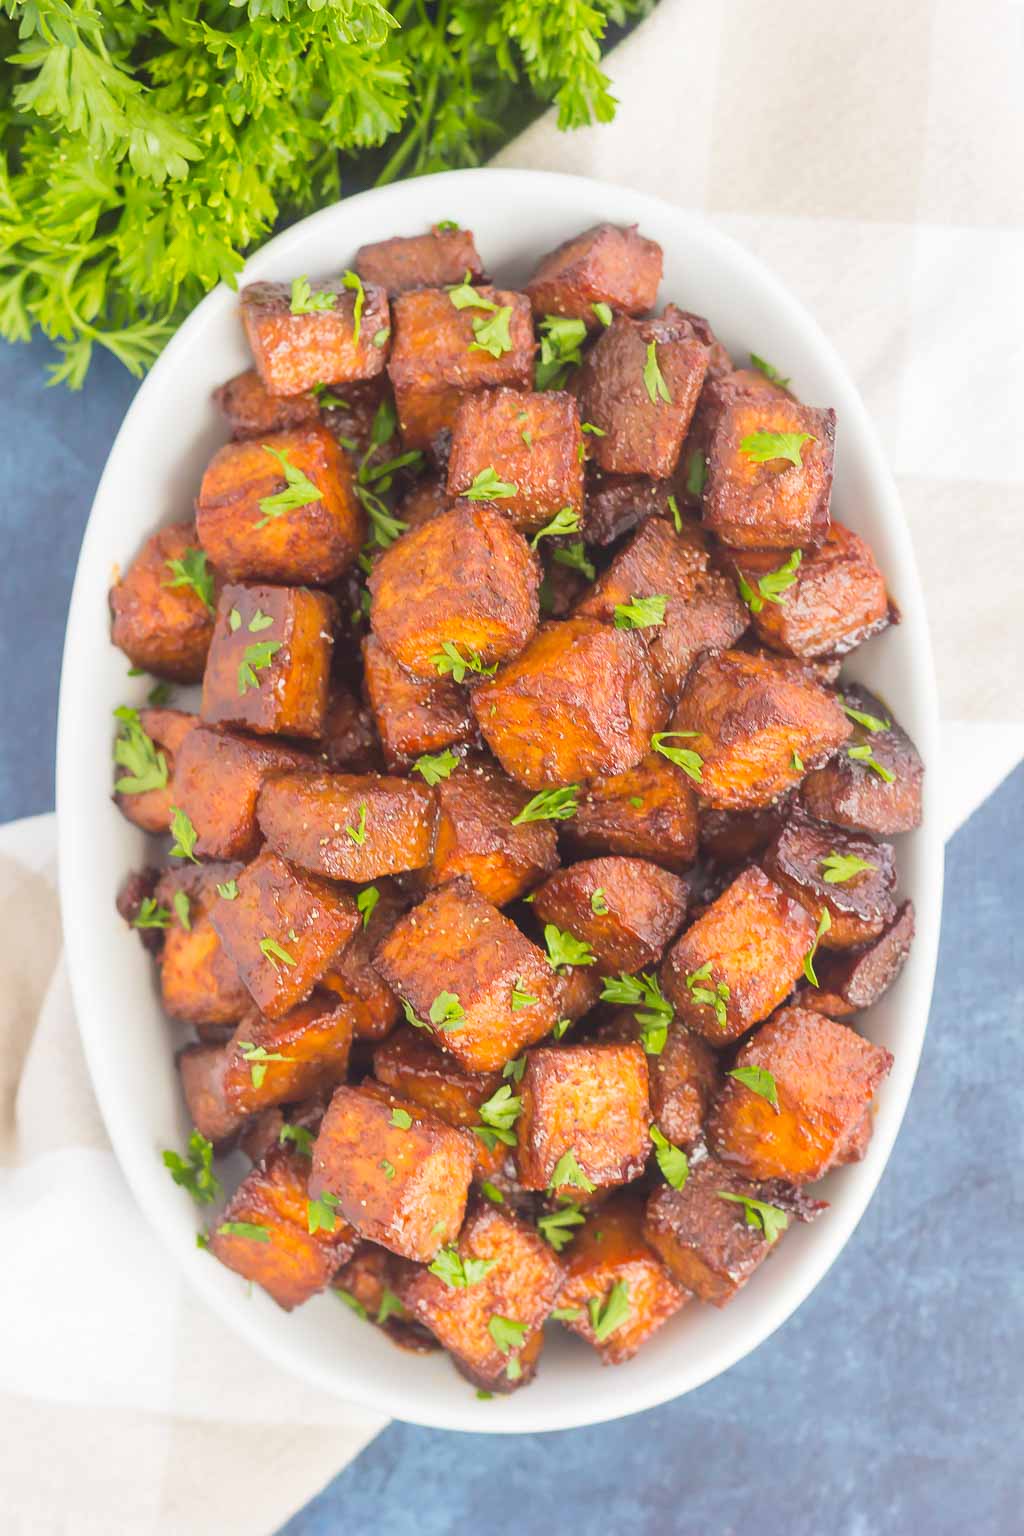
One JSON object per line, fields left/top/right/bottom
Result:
{"left": 3, "top": 0, "right": 1021, "bottom": 1529}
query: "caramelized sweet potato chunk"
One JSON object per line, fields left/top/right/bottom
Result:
{"left": 704, "top": 396, "right": 835, "bottom": 549}
{"left": 355, "top": 224, "right": 484, "bottom": 296}
{"left": 800, "top": 685, "right": 924, "bottom": 835}
{"left": 425, "top": 755, "right": 559, "bottom": 906}
{"left": 178, "top": 1041, "right": 246, "bottom": 1146}
{"left": 582, "top": 470, "right": 681, "bottom": 546}
{"left": 373, "top": 1025, "right": 501, "bottom": 1128}
{"left": 517, "top": 1043, "right": 651, "bottom": 1194}
{"left": 361, "top": 634, "right": 475, "bottom": 768}
{"left": 214, "top": 369, "right": 319, "bottom": 439}
{"left": 525, "top": 224, "right": 662, "bottom": 326}
{"left": 708, "top": 1005, "right": 893, "bottom": 1184}
{"left": 196, "top": 425, "right": 363, "bottom": 585}
{"left": 241, "top": 278, "right": 389, "bottom": 397}
{"left": 221, "top": 994, "right": 354, "bottom": 1115}
{"left": 555, "top": 1190, "right": 687, "bottom": 1363}
{"left": 332, "top": 1244, "right": 439, "bottom": 1351}
{"left": 473, "top": 617, "right": 667, "bottom": 790}
{"left": 566, "top": 752, "right": 699, "bottom": 872}
{"left": 532, "top": 856, "right": 688, "bottom": 974}
{"left": 318, "top": 881, "right": 407, "bottom": 1039}
{"left": 319, "top": 685, "right": 382, "bottom": 773}
{"left": 643, "top": 1157, "right": 787, "bottom": 1305}
{"left": 211, "top": 1146, "right": 357, "bottom": 1309}
{"left": 761, "top": 808, "right": 897, "bottom": 949}
{"left": 201, "top": 584, "right": 335, "bottom": 740}
{"left": 387, "top": 287, "right": 534, "bottom": 449}
{"left": 368, "top": 503, "right": 539, "bottom": 679}
{"left": 398, "top": 1200, "right": 564, "bottom": 1391}
{"left": 726, "top": 524, "right": 892, "bottom": 660}
{"left": 372, "top": 879, "right": 563, "bottom": 1071}
{"left": 670, "top": 649, "right": 851, "bottom": 810}
{"left": 559, "top": 965, "right": 603, "bottom": 1026}
{"left": 256, "top": 770, "right": 437, "bottom": 882}
{"left": 173, "top": 724, "right": 313, "bottom": 860}
{"left": 396, "top": 474, "right": 453, "bottom": 531}
{"left": 109, "top": 521, "right": 216, "bottom": 682}
{"left": 575, "top": 517, "right": 748, "bottom": 699}
{"left": 155, "top": 862, "right": 249, "bottom": 1026}
{"left": 661, "top": 865, "right": 816, "bottom": 1044}
{"left": 698, "top": 800, "right": 791, "bottom": 866}
{"left": 601, "top": 1012, "right": 720, "bottom": 1151}
{"left": 113, "top": 708, "right": 196, "bottom": 834}
{"left": 211, "top": 849, "right": 359, "bottom": 1018}
{"left": 576, "top": 314, "right": 708, "bottom": 478}
{"left": 801, "top": 900, "right": 916, "bottom": 1019}
{"left": 310, "top": 1084, "right": 474, "bottom": 1260}
{"left": 447, "top": 389, "right": 584, "bottom": 530}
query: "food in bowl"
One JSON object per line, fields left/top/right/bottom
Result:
{"left": 109, "top": 217, "right": 922, "bottom": 1396}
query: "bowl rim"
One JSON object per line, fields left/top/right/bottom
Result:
{"left": 56, "top": 166, "right": 943, "bottom": 1434}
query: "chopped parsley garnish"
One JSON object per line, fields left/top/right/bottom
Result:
{"left": 162, "top": 1130, "right": 220, "bottom": 1206}
{"left": 667, "top": 492, "right": 682, "bottom": 532}
{"left": 503, "top": 1055, "right": 526, "bottom": 1083}
{"left": 429, "top": 1246, "right": 495, "bottom": 1288}
{"left": 551, "top": 1016, "right": 573, "bottom": 1041}
{"left": 279, "top": 1123, "right": 314, "bottom": 1157}
{"left": 401, "top": 997, "right": 429, "bottom": 1030}
{"left": 480, "top": 1181, "right": 505, "bottom": 1204}
{"left": 447, "top": 273, "right": 495, "bottom": 311}
{"left": 537, "top": 1201, "right": 585, "bottom": 1253}
{"left": 435, "top": 219, "right": 460, "bottom": 232}
{"left": 474, "top": 1083, "right": 521, "bottom": 1149}
{"left": 341, "top": 269, "right": 365, "bottom": 342}
{"left": 590, "top": 888, "right": 609, "bottom": 915}
{"left": 378, "top": 1158, "right": 396, "bottom": 1180}
{"left": 113, "top": 706, "right": 168, "bottom": 795}
{"left": 172, "top": 890, "right": 191, "bottom": 931}
{"left": 256, "top": 445, "right": 322, "bottom": 527}
{"left": 588, "top": 1280, "right": 630, "bottom": 1343}
{"left": 429, "top": 991, "right": 465, "bottom": 1031}
{"left": 727, "top": 1065, "right": 779, "bottom": 1110}
{"left": 685, "top": 450, "right": 707, "bottom": 498}
{"left": 841, "top": 699, "right": 890, "bottom": 733}
{"left": 470, "top": 305, "right": 514, "bottom": 358}
{"left": 259, "top": 936, "right": 297, "bottom": 971}
{"left": 228, "top": 607, "right": 241, "bottom": 631}
{"left": 650, "top": 730, "right": 703, "bottom": 783}
{"left": 372, "top": 327, "right": 390, "bottom": 348}
{"left": 802, "top": 908, "right": 832, "bottom": 987}
{"left": 345, "top": 802, "right": 368, "bottom": 845}
{"left": 290, "top": 275, "right": 337, "bottom": 315}
{"left": 462, "top": 466, "right": 517, "bottom": 501}
{"left": 412, "top": 749, "right": 459, "bottom": 785}
{"left": 847, "top": 744, "right": 895, "bottom": 782}
{"left": 552, "top": 541, "right": 596, "bottom": 580}
{"left": 247, "top": 609, "right": 273, "bottom": 632}
{"left": 548, "top": 1148, "right": 596, "bottom": 1194}
{"left": 217, "top": 1221, "right": 270, "bottom": 1243}
{"left": 551, "top": 1305, "right": 585, "bottom": 1322}
{"left": 376, "top": 1288, "right": 405, "bottom": 1325}
{"left": 356, "top": 885, "right": 380, "bottom": 927}
{"left": 749, "top": 353, "right": 791, "bottom": 389}
{"left": 718, "top": 1191, "right": 789, "bottom": 1244}
{"left": 163, "top": 546, "right": 215, "bottom": 612}
{"left": 599, "top": 971, "right": 674, "bottom": 1055}
{"left": 216, "top": 879, "right": 239, "bottom": 901}
{"left": 821, "top": 851, "right": 877, "bottom": 884}
{"left": 237, "top": 639, "right": 282, "bottom": 694}
{"left": 488, "top": 1314, "right": 527, "bottom": 1354}
{"left": 791, "top": 750, "right": 805, "bottom": 773}
{"left": 337, "top": 1289, "right": 368, "bottom": 1319}
{"left": 649, "top": 1124, "right": 688, "bottom": 1188}
{"left": 531, "top": 506, "right": 582, "bottom": 545}
{"left": 613, "top": 593, "right": 668, "bottom": 630}
{"left": 430, "top": 641, "right": 498, "bottom": 683}
{"left": 536, "top": 314, "right": 586, "bottom": 390}
{"left": 510, "top": 981, "right": 538, "bottom": 1010}
{"left": 736, "top": 550, "right": 802, "bottom": 614}
{"left": 580, "top": 420, "right": 606, "bottom": 436}
{"left": 510, "top": 785, "right": 579, "bottom": 825}
{"left": 739, "top": 430, "right": 815, "bottom": 469}
{"left": 168, "top": 806, "right": 199, "bottom": 862}
{"left": 307, "top": 1190, "right": 340, "bottom": 1234}
{"left": 237, "top": 1040, "right": 292, "bottom": 1089}
{"left": 642, "top": 340, "right": 671, "bottom": 404}
{"left": 544, "top": 923, "right": 596, "bottom": 972}
{"left": 684, "top": 961, "right": 730, "bottom": 1029}
{"left": 592, "top": 302, "right": 613, "bottom": 327}
{"left": 389, "top": 1106, "right": 413, "bottom": 1129}
{"left": 132, "top": 897, "right": 171, "bottom": 930}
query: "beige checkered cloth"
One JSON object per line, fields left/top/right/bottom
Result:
{"left": 2, "top": 2, "right": 1021, "bottom": 1531}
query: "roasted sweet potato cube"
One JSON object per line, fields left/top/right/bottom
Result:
{"left": 800, "top": 685, "right": 924, "bottom": 835}
{"left": 559, "top": 965, "right": 603, "bottom": 1026}
{"left": 214, "top": 368, "right": 320, "bottom": 439}
{"left": 196, "top": 425, "right": 363, "bottom": 585}
{"left": 704, "top": 396, "right": 835, "bottom": 549}
{"left": 661, "top": 865, "right": 816, "bottom": 1044}
{"left": 801, "top": 900, "right": 916, "bottom": 1020}
{"left": 155, "top": 863, "right": 249, "bottom": 1025}
{"left": 555, "top": 1190, "right": 687, "bottom": 1362}
{"left": 601, "top": 1012, "right": 720, "bottom": 1152}
{"left": 211, "top": 1146, "right": 357, "bottom": 1309}
{"left": 575, "top": 517, "right": 748, "bottom": 699}
{"left": 221, "top": 994, "right": 354, "bottom": 1116}
{"left": 117, "top": 866, "right": 163, "bottom": 955}
{"left": 109, "top": 521, "right": 217, "bottom": 682}
{"left": 372, "top": 880, "right": 563, "bottom": 1071}
{"left": 398, "top": 1200, "right": 564, "bottom": 1391}
{"left": 310, "top": 1084, "right": 474, "bottom": 1260}
{"left": 566, "top": 752, "right": 698, "bottom": 872}
{"left": 368, "top": 503, "right": 539, "bottom": 679}
{"left": 211, "top": 849, "right": 359, "bottom": 1018}
{"left": 389, "top": 384, "right": 463, "bottom": 454}
{"left": 113, "top": 708, "right": 196, "bottom": 834}
{"left": 473, "top": 617, "right": 667, "bottom": 790}
{"left": 576, "top": 314, "right": 709, "bottom": 478}
{"left": 241, "top": 278, "right": 389, "bottom": 397}
{"left": 582, "top": 470, "right": 680, "bottom": 546}
{"left": 388, "top": 287, "right": 534, "bottom": 449}
{"left": 525, "top": 224, "right": 662, "bottom": 326}
{"left": 532, "top": 856, "right": 687, "bottom": 974}
{"left": 726, "top": 524, "right": 892, "bottom": 660}
{"left": 355, "top": 224, "right": 485, "bottom": 296}
{"left": 425, "top": 755, "right": 559, "bottom": 906}
{"left": 372, "top": 1025, "right": 501, "bottom": 1128}
{"left": 361, "top": 634, "right": 476, "bottom": 768}
{"left": 761, "top": 808, "right": 897, "bottom": 950}
{"left": 670, "top": 649, "right": 851, "bottom": 811}
{"left": 446, "top": 389, "right": 584, "bottom": 531}
{"left": 698, "top": 800, "right": 791, "bottom": 866}
{"left": 396, "top": 474, "right": 453, "bottom": 531}
{"left": 643, "top": 1158, "right": 785, "bottom": 1305}
{"left": 319, "top": 685, "right": 382, "bottom": 773}
{"left": 517, "top": 1043, "right": 651, "bottom": 1194}
{"left": 256, "top": 771, "right": 437, "bottom": 882}
{"left": 332, "top": 1243, "right": 439, "bottom": 1351}
{"left": 708, "top": 1005, "right": 893, "bottom": 1184}
{"left": 178, "top": 1042, "right": 246, "bottom": 1145}
{"left": 173, "top": 724, "right": 313, "bottom": 860}
{"left": 201, "top": 584, "right": 335, "bottom": 740}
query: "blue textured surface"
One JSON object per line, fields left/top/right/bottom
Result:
{"left": 1, "top": 335, "right": 1020, "bottom": 1536}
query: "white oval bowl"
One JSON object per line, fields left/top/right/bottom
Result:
{"left": 57, "top": 168, "right": 942, "bottom": 1434}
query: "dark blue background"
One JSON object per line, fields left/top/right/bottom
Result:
{"left": 3, "top": 332, "right": 1019, "bottom": 1536}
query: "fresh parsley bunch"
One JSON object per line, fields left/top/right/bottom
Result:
{"left": 0, "top": 0, "right": 654, "bottom": 387}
